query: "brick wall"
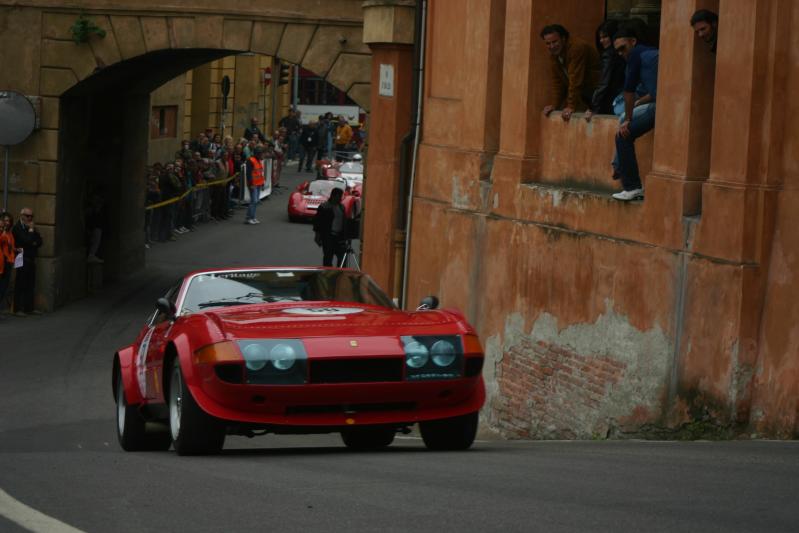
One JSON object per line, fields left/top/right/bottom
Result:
{"left": 493, "top": 337, "right": 627, "bottom": 439}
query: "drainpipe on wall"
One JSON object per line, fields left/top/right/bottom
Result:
{"left": 399, "top": 0, "right": 427, "bottom": 309}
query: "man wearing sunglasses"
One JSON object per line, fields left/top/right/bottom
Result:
{"left": 611, "top": 26, "right": 659, "bottom": 202}
{"left": 12, "top": 208, "right": 43, "bottom": 315}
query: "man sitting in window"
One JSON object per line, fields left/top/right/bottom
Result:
{"left": 611, "top": 25, "right": 658, "bottom": 202}
{"left": 540, "top": 24, "right": 601, "bottom": 122}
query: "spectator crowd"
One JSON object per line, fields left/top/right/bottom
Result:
{"left": 540, "top": 10, "right": 718, "bottom": 202}
{"left": 144, "top": 110, "right": 364, "bottom": 242}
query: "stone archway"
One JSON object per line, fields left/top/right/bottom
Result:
{"left": 4, "top": 6, "right": 372, "bottom": 309}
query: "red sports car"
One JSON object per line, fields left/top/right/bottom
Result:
{"left": 287, "top": 178, "right": 360, "bottom": 222}
{"left": 113, "top": 267, "right": 486, "bottom": 455}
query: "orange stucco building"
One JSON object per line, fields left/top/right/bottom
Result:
{"left": 363, "top": 0, "right": 799, "bottom": 438}
{"left": 0, "top": 0, "right": 795, "bottom": 439}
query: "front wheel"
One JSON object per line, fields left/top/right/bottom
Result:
{"left": 341, "top": 427, "right": 395, "bottom": 450}
{"left": 116, "top": 373, "right": 171, "bottom": 451}
{"left": 420, "top": 412, "right": 479, "bottom": 451}
{"left": 168, "top": 363, "right": 225, "bottom": 455}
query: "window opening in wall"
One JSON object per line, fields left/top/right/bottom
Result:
{"left": 606, "top": 1, "right": 660, "bottom": 47}
{"left": 296, "top": 68, "right": 357, "bottom": 106}
{"left": 530, "top": 1, "right": 662, "bottom": 201}
{"left": 151, "top": 105, "right": 178, "bottom": 139}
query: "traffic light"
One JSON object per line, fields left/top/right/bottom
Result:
{"left": 278, "top": 62, "right": 291, "bottom": 86}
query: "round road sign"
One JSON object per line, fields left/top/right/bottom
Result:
{"left": 0, "top": 91, "right": 36, "bottom": 146}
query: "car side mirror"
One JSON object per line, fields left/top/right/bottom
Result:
{"left": 416, "top": 295, "right": 439, "bottom": 311}
{"left": 156, "top": 297, "right": 177, "bottom": 320}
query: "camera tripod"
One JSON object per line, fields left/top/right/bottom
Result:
{"left": 339, "top": 239, "right": 360, "bottom": 271}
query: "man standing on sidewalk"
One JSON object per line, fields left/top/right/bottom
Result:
{"left": 12, "top": 207, "right": 43, "bottom": 315}
{"left": 298, "top": 121, "right": 319, "bottom": 172}
{"left": 244, "top": 147, "right": 265, "bottom": 225}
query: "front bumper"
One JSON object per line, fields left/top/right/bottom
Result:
{"left": 189, "top": 362, "right": 485, "bottom": 427}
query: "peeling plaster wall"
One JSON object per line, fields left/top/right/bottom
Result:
{"left": 486, "top": 306, "right": 671, "bottom": 439}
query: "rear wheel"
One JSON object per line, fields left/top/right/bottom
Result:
{"left": 168, "top": 363, "right": 226, "bottom": 455}
{"left": 115, "top": 373, "right": 171, "bottom": 451}
{"left": 340, "top": 427, "right": 395, "bottom": 450}
{"left": 420, "top": 412, "right": 478, "bottom": 451}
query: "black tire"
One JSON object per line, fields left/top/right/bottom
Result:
{"left": 116, "top": 373, "right": 171, "bottom": 451}
{"left": 340, "top": 427, "right": 395, "bottom": 450}
{"left": 168, "top": 363, "right": 226, "bottom": 455}
{"left": 420, "top": 411, "right": 479, "bottom": 451}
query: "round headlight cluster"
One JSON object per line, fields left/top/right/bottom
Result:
{"left": 270, "top": 343, "right": 296, "bottom": 370}
{"left": 431, "top": 339, "right": 456, "bottom": 367}
{"left": 242, "top": 343, "right": 268, "bottom": 371}
{"left": 405, "top": 341, "right": 429, "bottom": 369}
{"left": 242, "top": 342, "right": 297, "bottom": 371}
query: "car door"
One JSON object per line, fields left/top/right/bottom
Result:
{"left": 143, "top": 283, "right": 181, "bottom": 401}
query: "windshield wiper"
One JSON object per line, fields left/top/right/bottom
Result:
{"left": 198, "top": 292, "right": 266, "bottom": 308}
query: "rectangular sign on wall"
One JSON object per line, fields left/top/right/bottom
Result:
{"left": 379, "top": 64, "right": 394, "bottom": 97}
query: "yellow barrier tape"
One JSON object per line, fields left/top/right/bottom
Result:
{"left": 145, "top": 173, "right": 240, "bottom": 211}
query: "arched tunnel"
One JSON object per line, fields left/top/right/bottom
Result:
{"left": 58, "top": 48, "right": 270, "bottom": 297}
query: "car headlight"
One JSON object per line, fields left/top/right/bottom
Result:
{"left": 404, "top": 340, "right": 429, "bottom": 369}
{"left": 236, "top": 339, "right": 307, "bottom": 385}
{"left": 270, "top": 343, "right": 296, "bottom": 370}
{"left": 242, "top": 342, "right": 269, "bottom": 371}
{"left": 431, "top": 339, "right": 457, "bottom": 367}
{"left": 401, "top": 336, "right": 463, "bottom": 380}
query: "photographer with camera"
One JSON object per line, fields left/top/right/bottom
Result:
{"left": 312, "top": 187, "right": 350, "bottom": 267}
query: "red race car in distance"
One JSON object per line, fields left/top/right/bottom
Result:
{"left": 287, "top": 178, "right": 360, "bottom": 222}
{"left": 112, "top": 267, "right": 486, "bottom": 455}
{"left": 316, "top": 159, "right": 342, "bottom": 180}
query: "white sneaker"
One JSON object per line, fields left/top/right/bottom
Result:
{"left": 246, "top": 219, "right": 258, "bottom": 225}
{"left": 612, "top": 188, "right": 644, "bottom": 201}
{"left": 253, "top": 218, "right": 261, "bottom": 224}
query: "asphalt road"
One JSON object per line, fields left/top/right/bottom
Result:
{"left": 1, "top": 167, "right": 798, "bottom": 532}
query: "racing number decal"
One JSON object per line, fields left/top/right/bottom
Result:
{"left": 136, "top": 327, "right": 155, "bottom": 397}
{"left": 282, "top": 307, "right": 364, "bottom": 316}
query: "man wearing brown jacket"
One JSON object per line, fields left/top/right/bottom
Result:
{"left": 541, "top": 24, "right": 601, "bottom": 122}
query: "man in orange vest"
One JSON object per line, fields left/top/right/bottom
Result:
{"left": 244, "top": 147, "right": 265, "bottom": 225}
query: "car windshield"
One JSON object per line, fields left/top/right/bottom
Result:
{"left": 308, "top": 180, "right": 345, "bottom": 196}
{"left": 339, "top": 161, "right": 363, "bottom": 174}
{"left": 181, "top": 269, "right": 395, "bottom": 313}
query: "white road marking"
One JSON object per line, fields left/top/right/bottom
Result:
{"left": 0, "top": 488, "right": 85, "bottom": 533}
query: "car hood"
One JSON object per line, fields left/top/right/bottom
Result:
{"left": 207, "top": 303, "right": 460, "bottom": 340}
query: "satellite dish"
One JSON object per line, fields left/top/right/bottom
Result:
{"left": 0, "top": 91, "right": 36, "bottom": 146}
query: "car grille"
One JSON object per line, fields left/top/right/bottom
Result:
{"left": 309, "top": 358, "right": 404, "bottom": 384}
{"left": 285, "top": 402, "right": 416, "bottom": 415}
{"left": 465, "top": 357, "right": 484, "bottom": 377}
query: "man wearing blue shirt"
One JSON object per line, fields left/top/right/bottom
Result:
{"left": 611, "top": 27, "right": 659, "bottom": 201}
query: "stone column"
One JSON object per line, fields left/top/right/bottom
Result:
{"left": 233, "top": 54, "right": 260, "bottom": 137}
{"left": 695, "top": 0, "right": 784, "bottom": 263}
{"left": 646, "top": 0, "right": 717, "bottom": 221}
{"left": 360, "top": 0, "right": 415, "bottom": 296}
{"left": 683, "top": 0, "right": 787, "bottom": 431}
